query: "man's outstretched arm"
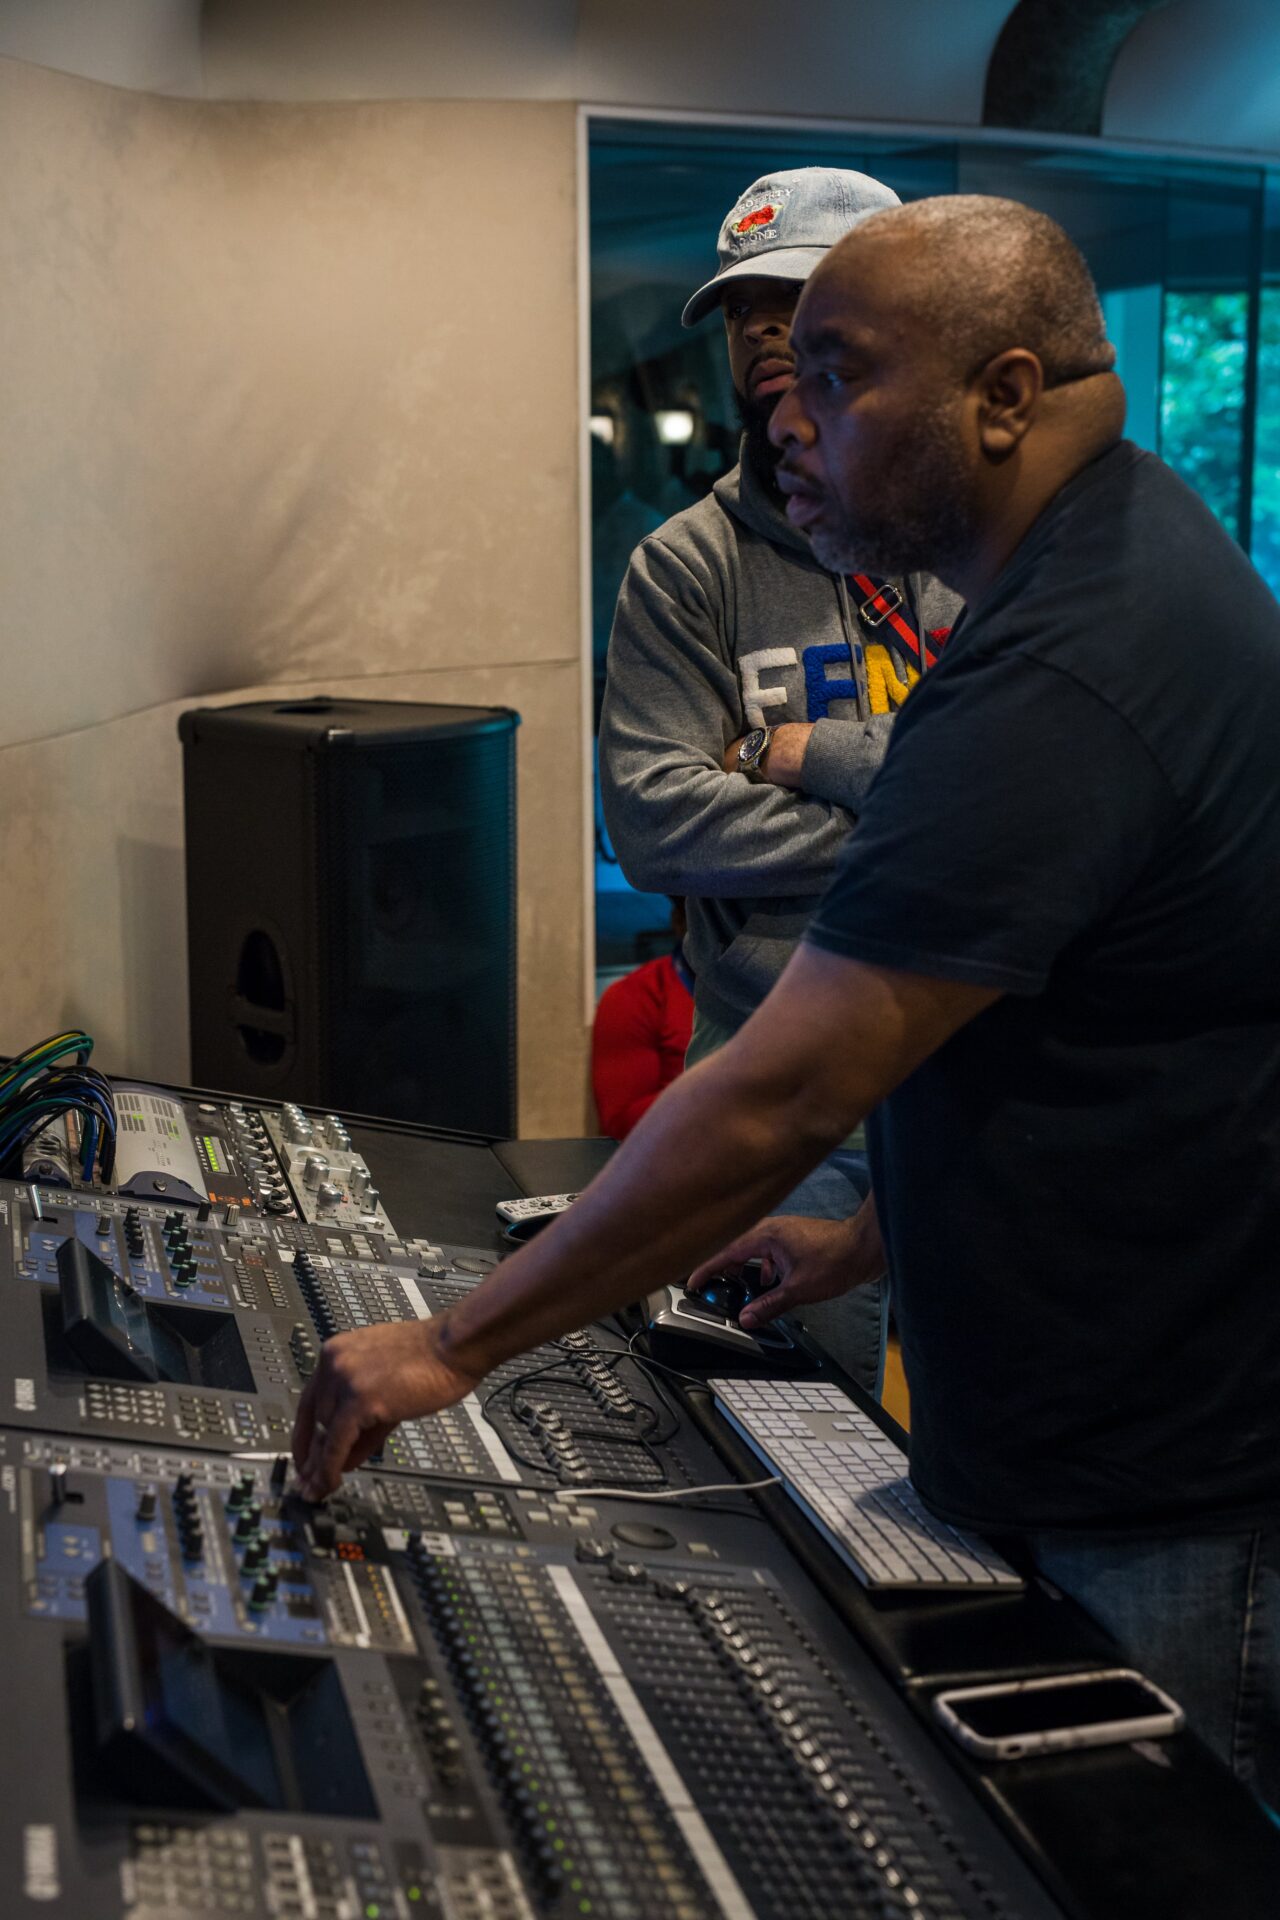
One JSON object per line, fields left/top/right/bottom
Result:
{"left": 293, "top": 949, "right": 999, "bottom": 1497}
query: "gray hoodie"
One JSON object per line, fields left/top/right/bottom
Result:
{"left": 599, "top": 446, "right": 962, "bottom": 1032}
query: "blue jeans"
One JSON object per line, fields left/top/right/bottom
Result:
{"left": 1025, "top": 1524, "right": 1280, "bottom": 1813}
{"left": 773, "top": 1147, "right": 885, "bottom": 1397}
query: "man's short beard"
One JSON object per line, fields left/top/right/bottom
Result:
{"left": 808, "top": 505, "right": 972, "bottom": 581}
{"left": 733, "top": 387, "right": 784, "bottom": 490}
{"left": 809, "top": 406, "right": 978, "bottom": 585}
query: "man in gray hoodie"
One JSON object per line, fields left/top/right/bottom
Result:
{"left": 598, "top": 169, "right": 960, "bottom": 1391}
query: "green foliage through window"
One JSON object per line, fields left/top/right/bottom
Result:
{"left": 1160, "top": 292, "right": 1248, "bottom": 541}
{"left": 1253, "top": 291, "right": 1280, "bottom": 598}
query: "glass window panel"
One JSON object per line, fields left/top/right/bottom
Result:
{"left": 1252, "top": 176, "right": 1280, "bottom": 599}
{"left": 589, "top": 120, "right": 1272, "bottom": 979}
{"left": 1160, "top": 290, "right": 1249, "bottom": 539}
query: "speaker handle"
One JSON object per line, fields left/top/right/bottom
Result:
{"left": 227, "top": 994, "right": 296, "bottom": 1040}
{"left": 227, "top": 998, "right": 295, "bottom": 1044}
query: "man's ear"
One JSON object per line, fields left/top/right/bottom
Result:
{"left": 974, "top": 348, "right": 1042, "bottom": 460}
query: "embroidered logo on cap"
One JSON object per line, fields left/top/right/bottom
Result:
{"left": 734, "top": 204, "right": 778, "bottom": 235}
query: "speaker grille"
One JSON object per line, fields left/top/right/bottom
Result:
{"left": 182, "top": 698, "right": 518, "bottom": 1135}
{"left": 323, "top": 736, "right": 516, "bottom": 1134}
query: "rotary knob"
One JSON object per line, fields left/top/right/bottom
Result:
{"left": 302, "top": 1155, "right": 329, "bottom": 1189}
{"left": 235, "top": 1505, "right": 262, "bottom": 1540}
{"left": 315, "top": 1182, "right": 343, "bottom": 1211}
{"left": 227, "top": 1470, "right": 256, "bottom": 1511}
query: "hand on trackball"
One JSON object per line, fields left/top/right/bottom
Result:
{"left": 292, "top": 1318, "right": 481, "bottom": 1501}
{"left": 686, "top": 1214, "right": 874, "bottom": 1331}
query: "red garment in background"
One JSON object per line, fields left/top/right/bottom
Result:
{"left": 592, "top": 953, "right": 694, "bottom": 1140}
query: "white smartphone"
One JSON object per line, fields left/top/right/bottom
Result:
{"left": 931, "top": 1668, "right": 1184, "bottom": 1761}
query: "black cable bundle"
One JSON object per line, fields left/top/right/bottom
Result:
{"left": 0, "top": 1030, "right": 116, "bottom": 1182}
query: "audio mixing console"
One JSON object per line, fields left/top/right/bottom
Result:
{"left": 0, "top": 1425, "right": 1062, "bottom": 1920}
{"left": 24, "top": 1088, "right": 397, "bottom": 1231}
{"left": 2, "top": 1078, "right": 1268, "bottom": 1918}
{"left": 0, "top": 1179, "right": 716, "bottom": 1490}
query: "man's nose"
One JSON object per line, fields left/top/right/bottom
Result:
{"left": 745, "top": 307, "right": 789, "bottom": 343}
{"left": 769, "top": 383, "right": 808, "bottom": 449}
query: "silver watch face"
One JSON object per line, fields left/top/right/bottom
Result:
{"left": 738, "top": 727, "right": 768, "bottom": 766}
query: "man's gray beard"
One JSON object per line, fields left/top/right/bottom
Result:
{"left": 808, "top": 514, "right": 940, "bottom": 579}
{"left": 799, "top": 392, "right": 980, "bottom": 580}
{"left": 808, "top": 440, "right": 977, "bottom": 581}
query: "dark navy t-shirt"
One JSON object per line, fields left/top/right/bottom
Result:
{"left": 806, "top": 441, "right": 1280, "bottom": 1534}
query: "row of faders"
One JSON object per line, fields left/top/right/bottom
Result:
{"left": 0, "top": 1425, "right": 1058, "bottom": 1920}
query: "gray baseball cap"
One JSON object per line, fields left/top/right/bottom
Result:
{"left": 681, "top": 166, "right": 902, "bottom": 328}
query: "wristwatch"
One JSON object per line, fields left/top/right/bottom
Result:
{"left": 736, "top": 725, "right": 773, "bottom": 775}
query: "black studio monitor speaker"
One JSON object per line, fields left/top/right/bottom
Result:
{"left": 180, "top": 696, "right": 519, "bottom": 1136}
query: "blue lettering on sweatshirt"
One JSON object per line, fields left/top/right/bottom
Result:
{"left": 803, "top": 642, "right": 861, "bottom": 721}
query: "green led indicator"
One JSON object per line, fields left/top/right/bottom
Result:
{"left": 365, "top": 1905, "right": 381, "bottom": 1919}
{"left": 407, "top": 1891, "right": 422, "bottom": 1904}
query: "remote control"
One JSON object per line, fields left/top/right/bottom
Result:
{"left": 495, "top": 1192, "right": 579, "bottom": 1224}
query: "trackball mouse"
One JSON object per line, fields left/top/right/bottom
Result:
{"left": 684, "top": 1258, "right": 766, "bottom": 1323}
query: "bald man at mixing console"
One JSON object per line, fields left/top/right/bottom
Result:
{"left": 293, "top": 198, "right": 1280, "bottom": 1808}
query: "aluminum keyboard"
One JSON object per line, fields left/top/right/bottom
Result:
{"left": 711, "top": 1377, "right": 1023, "bottom": 1592}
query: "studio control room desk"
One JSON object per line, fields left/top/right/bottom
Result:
{"left": 0, "top": 1080, "right": 1274, "bottom": 1920}
{"left": 353, "top": 1106, "right": 1280, "bottom": 1917}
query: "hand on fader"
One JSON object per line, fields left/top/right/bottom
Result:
{"left": 292, "top": 1317, "right": 482, "bottom": 1501}
{"left": 686, "top": 1212, "right": 881, "bottom": 1332}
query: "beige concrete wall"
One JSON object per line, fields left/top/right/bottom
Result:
{"left": 0, "top": 59, "right": 586, "bottom": 1134}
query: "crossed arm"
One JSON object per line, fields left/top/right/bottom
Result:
{"left": 292, "top": 947, "right": 999, "bottom": 1498}
{"left": 598, "top": 539, "right": 892, "bottom": 898}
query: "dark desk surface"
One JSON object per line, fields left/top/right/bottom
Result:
{"left": 343, "top": 1123, "right": 615, "bottom": 1252}
{"left": 304, "top": 1114, "right": 1280, "bottom": 1914}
